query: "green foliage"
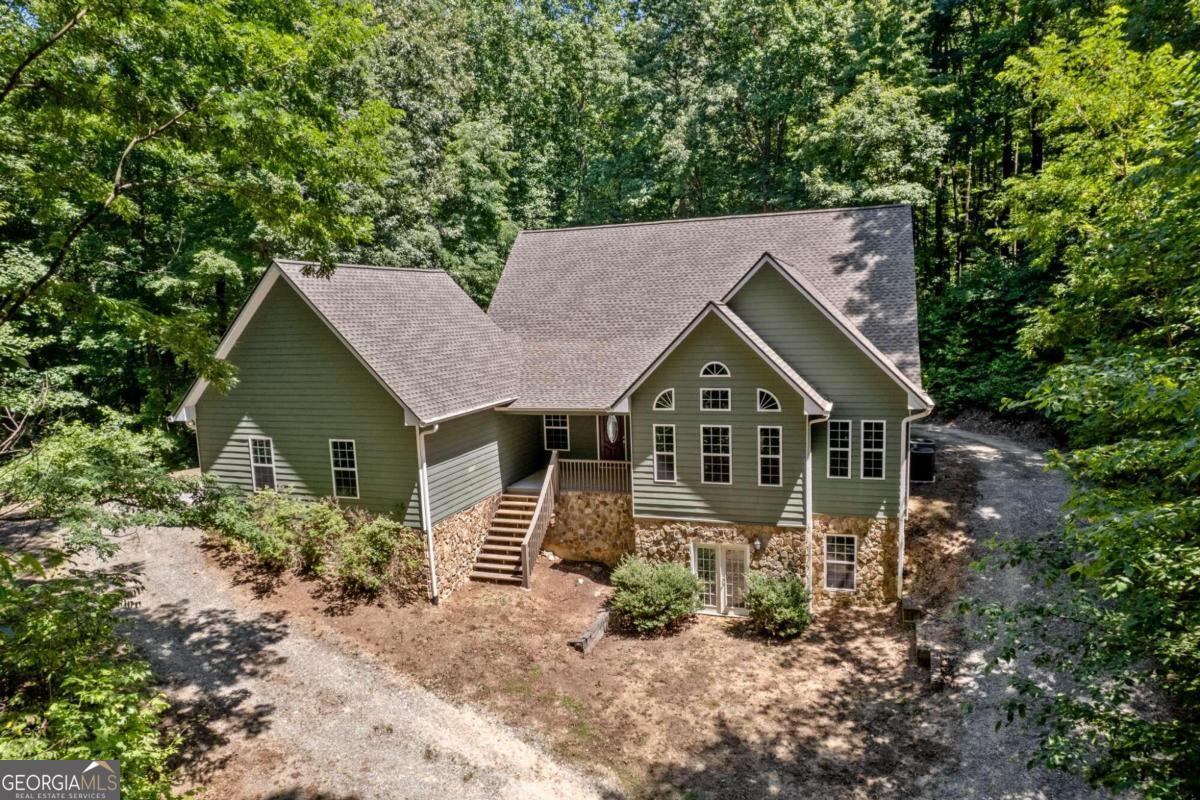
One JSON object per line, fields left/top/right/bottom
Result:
{"left": 202, "top": 489, "right": 425, "bottom": 598}
{"left": 0, "top": 416, "right": 185, "bottom": 554}
{"left": 334, "top": 514, "right": 406, "bottom": 595}
{"left": 610, "top": 556, "right": 700, "bottom": 634}
{"left": 742, "top": 572, "right": 813, "bottom": 639}
{"left": 966, "top": 7, "right": 1200, "bottom": 797}
{"left": 0, "top": 552, "right": 178, "bottom": 799}
{"left": 919, "top": 255, "right": 1045, "bottom": 413}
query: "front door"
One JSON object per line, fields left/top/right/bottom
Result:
{"left": 692, "top": 543, "right": 750, "bottom": 615}
{"left": 597, "top": 414, "right": 627, "bottom": 461}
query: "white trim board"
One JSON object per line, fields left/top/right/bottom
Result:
{"left": 722, "top": 253, "right": 933, "bottom": 411}
{"left": 168, "top": 261, "right": 514, "bottom": 426}
{"left": 612, "top": 301, "right": 831, "bottom": 415}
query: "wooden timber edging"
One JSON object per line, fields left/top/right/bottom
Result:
{"left": 568, "top": 609, "right": 610, "bottom": 655}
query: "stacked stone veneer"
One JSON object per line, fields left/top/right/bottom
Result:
{"left": 540, "top": 491, "right": 900, "bottom": 608}
{"left": 544, "top": 491, "right": 634, "bottom": 566}
{"left": 633, "top": 518, "right": 808, "bottom": 579}
{"left": 810, "top": 514, "right": 900, "bottom": 606}
{"left": 431, "top": 492, "right": 500, "bottom": 599}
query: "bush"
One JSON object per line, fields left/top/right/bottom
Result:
{"left": 200, "top": 487, "right": 425, "bottom": 599}
{"left": 334, "top": 514, "right": 402, "bottom": 594}
{"left": 294, "top": 499, "right": 348, "bottom": 574}
{"left": 742, "top": 572, "right": 812, "bottom": 639}
{"left": 0, "top": 552, "right": 179, "bottom": 800}
{"left": 610, "top": 556, "right": 700, "bottom": 633}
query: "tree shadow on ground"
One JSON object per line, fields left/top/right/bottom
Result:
{"left": 199, "top": 537, "right": 287, "bottom": 599}
{"left": 612, "top": 609, "right": 953, "bottom": 800}
{"left": 119, "top": 591, "right": 290, "bottom": 783}
{"left": 260, "top": 791, "right": 364, "bottom": 800}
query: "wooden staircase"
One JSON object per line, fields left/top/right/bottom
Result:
{"left": 469, "top": 493, "right": 539, "bottom": 584}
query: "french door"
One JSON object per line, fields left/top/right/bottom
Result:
{"left": 691, "top": 542, "right": 750, "bottom": 615}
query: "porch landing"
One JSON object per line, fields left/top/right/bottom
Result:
{"left": 506, "top": 469, "right": 546, "bottom": 495}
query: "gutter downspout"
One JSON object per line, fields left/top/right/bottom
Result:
{"left": 897, "top": 407, "right": 933, "bottom": 598}
{"left": 416, "top": 423, "right": 440, "bottom": 604}
{"left": 806, "top": 412, "right": 830, "bottom": 613}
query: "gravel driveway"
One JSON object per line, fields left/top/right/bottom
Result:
{"left": 83, "top": 526, "right": 616, "bottom": 800}
{"left": 914, "top": 425, "right": 1104, "bottom": 800}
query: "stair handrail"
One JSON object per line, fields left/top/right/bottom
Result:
{"left": 520, "top": 451, "right": 559, "bottom": 589}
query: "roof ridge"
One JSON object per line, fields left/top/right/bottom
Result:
{"left": 517, "top": 204, "right": 908, "bottom": 236}
{"left": 275, "top": 259, "right": 450, "bottom": 276}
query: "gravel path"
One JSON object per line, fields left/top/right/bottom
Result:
{"left": 84, "top": 526, "right": 617, "bottom": 800}
{"left": 915, "top": 425, "right": 1104, "bottom": 800}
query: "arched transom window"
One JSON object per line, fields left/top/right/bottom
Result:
{"left": 699, "top": 361, "right": 730, "bottom": 377}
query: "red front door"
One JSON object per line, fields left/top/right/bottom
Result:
{"left": 597, "top": 415, "right": 627, "bottom": 461}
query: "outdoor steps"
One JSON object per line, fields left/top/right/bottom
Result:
{"left": 469, "top": 494, "right": 538, "bottom": 585}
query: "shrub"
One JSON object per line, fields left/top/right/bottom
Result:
{"left": 0, "top": 552, "right": 178, "bottom": 800}
{"left": 333, "top": 514, "right": 403, "bottom": 595}
{"left": 294, "top": 499, "right": 348, "bottom": 574}
{"left": 742, "top": 572, "right": 812, "bottom": 639}
{"left": 610, "top": 556, "right": 700, "bottom": 633}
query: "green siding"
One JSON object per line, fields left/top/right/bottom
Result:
{"left": 727, "top": 264, "right": 910, "bottom": 518}
{"left": 425, "top": 411, "right": 542, "bottom": 523}
{"left": 537, "top": 414, "right": 599, "bottom": 460}
{"left": 195, "top": 280, "right": 422, "bottom": 526}
{"left": 630, "top": 314, "right": 808, "bottom": 526}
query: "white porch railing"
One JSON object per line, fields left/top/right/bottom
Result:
{"left": 520, "top": 451, "right": 560, "bottom": 589}
{"left": 559, "top": 458, "right": 631, "bottom": 494}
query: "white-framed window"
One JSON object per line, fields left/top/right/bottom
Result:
{"left": 699, "top": 361, "right": 730, "bottom": 377}
{"left": 248, "top": 436, "right": 276, "bottom": 490}
{"left": 329, "top": 439, "right": 359, "bottom": 499}
{"left": 756, "top": 389, "right": 780, "bottom": 412}
{"left": 825, "top": 534, "right": 857, "bottom": 590}
{"left": 758, "top": 426, "right": 782, "bottom": 487}
{"left": 543, "top": 414, "right": 569, "bottom": 451}
{"left": 701, "top": 425, "right": 732, "bottom": 484}
{"left": 653, "top": 388, "right": 675, "bottom": 411}
{"left": 653, "top": 424, "right": 676, "bottom": 483}
{"left": 700, "top": 387, "right": 731, "bottom": 411}
{"left": 861, "top": 420, "right": 886, "bottom": 479}
{"left": 691, "top": 541, "right": 750, "bottom": 615}
{"left": 827, "top": 419, "right": 851, "bottom": 479}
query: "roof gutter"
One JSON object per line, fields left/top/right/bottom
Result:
{"left": 415, "top": 423, "right": 440, "bottom": 604}
{"left": 896, "top": 406, "right": 934, "bottom": 598}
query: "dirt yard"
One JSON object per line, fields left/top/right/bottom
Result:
{"left": 207, "top": 481, "right": 975, "bottom": 800}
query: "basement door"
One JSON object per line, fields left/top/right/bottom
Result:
{"left": 691, "top": 542, "right": 750, "bottom": 615}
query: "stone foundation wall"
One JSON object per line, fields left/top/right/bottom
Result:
{"left": 633, "top": 518, "right": 808, "bottom": 580}
{"left": 431, "top": 492, "right": 500, "bottom": 600}
{"left": 811, "top": 514, "right": 899, "bottom": 607}
{"left": 544, "top": 491, "right": 634, "bottom": 566}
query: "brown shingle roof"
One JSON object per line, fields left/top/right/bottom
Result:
{"left": 488, "top": 204, "right": 923, "bottom": 410}
{"left": 275, "top": 261, "right": 519, "bottom": 424}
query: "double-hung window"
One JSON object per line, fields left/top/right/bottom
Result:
{"left": 701, "top": 425, "right": 732, "bottom": 484}
{"left": 653, "top": 424, "right": 676, "bottom": 482}
{"left": 248, "top": 437, "right": 276, "bottom": 490}
{"left": 825, "top": 535, "right": 857, "bottom": 590}
{"left": 329, "top": 439, "right": 359, "bottom": 499}
{"left": 758, "top": 426, "right": 782, "bottom": 487}
{"left": 700, "top": 388, "right": 731, "bottom": 411}
{"left": 543, "top": 414, "right": 569, "bottom": 451}
{"left": 827, "top": 420, "right": 851, "bottom": 479}
{"left": 861, "top": 420, "right": 886, "bottom": 479}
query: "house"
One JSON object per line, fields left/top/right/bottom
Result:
{"left": 170, "top": 204, "right": 933, "bottom": 613}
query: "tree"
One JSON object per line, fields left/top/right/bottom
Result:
{"left": 972, "top": 8, "right": 1200, "bottom": 796}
